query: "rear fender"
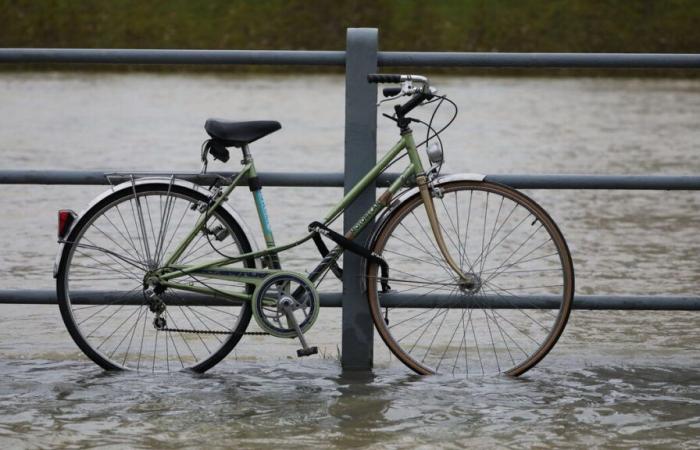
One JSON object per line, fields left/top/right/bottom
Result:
{"left": 53, "top": 177, "right": 261, "bottom": 277}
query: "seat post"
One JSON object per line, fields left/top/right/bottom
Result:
{"left": 241, "top": 144, "right": 252, "bottom": 164}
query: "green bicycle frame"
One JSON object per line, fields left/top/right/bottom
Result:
{"left": 157, "top": 130, "right": 426, "bottom": 301}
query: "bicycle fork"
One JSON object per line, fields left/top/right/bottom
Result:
{"left": 416, "top": 175, "right": 478, "bottom": 291}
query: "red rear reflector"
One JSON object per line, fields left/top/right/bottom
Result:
{"left": 58, "top": 210, "right": 77, "bottom": 239}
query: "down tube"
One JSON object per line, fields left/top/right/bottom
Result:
{"left": 305, "top": 164, "right": 416, "bottom": 285}
{"left": 346, "top": 164, "right": 416, "bottom": 239}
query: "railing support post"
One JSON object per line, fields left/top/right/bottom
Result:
{"left": 342, "top": 28, "right": 378, "bottom": 371}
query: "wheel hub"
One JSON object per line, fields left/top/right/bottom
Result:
{"left": 458, "top": 273, "right": 482, "bottom": 295}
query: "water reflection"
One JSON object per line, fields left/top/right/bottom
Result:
{"left": 1, "top": 357, "right": 699, "bottom": 447}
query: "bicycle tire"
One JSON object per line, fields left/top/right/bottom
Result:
{"left": 56, "top": 182, "right": 255, "bottom": 373}
{"left": 367, "top": 180, "right": 574, "bottom": 377}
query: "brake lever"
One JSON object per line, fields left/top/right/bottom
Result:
{"left": 377, "top": 93, "right": 404, "bottom": 106}
{"left": 377, "top": 80, "right": 416, "bottom": 106}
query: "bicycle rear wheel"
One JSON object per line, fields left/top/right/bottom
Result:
{"left": 56, "top": 182, "right": 255, "bottom": 373}
{"left": 367, "top": 181, "right": 573, "bottom": 376}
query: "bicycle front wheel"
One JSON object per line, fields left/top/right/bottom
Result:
{"left": 56, "top": 182, "right": 255, "bottom": 373}
{"left": 367, "top": 181, "right": 574, "bottom": 377}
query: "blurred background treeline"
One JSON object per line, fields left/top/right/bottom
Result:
{"left": 1, "top": 0, "right": 699, "bottom": 73}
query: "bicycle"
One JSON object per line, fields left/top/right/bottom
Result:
{"left": 54, "top": 74, "right": 574, "bottom": 376}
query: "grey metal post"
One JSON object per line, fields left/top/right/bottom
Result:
{"left": 342, "top": 28, "right": 378, "bottom": 370}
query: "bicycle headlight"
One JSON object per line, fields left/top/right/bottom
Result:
{"left": 426, "top": 141, "right": 443, "bottom": 165}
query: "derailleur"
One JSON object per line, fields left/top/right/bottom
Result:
{"left": 145, "top": 286, "right": 168, "bottom": 330}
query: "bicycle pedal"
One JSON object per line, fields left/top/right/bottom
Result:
{"left": 296, "top": 346, "right": 318, "bottom": 357}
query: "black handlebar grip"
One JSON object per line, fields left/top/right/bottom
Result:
{"left": 382, "top": 87, "right": 402, "bottom": 97}
{"left": 208, "top": 140, "right": 230, "bottom": 163}
{"left": 367, "top": 74, "right": 402, "bottom": 84}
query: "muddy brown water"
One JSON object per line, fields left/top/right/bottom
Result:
{"left": 1, "top": 73, "right": 699, "bottom": 448}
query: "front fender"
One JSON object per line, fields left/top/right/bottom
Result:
{"left": 370, "top": 172, "right": 486, "bottom": 246}
{"left": 53, "top": 176, "right": 261, "bottom": 277}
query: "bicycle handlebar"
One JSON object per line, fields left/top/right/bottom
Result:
{"left": 368, "top": 73, "right": 435, "bottom": 118}
{"left": 367, "top": 74, "right": 403, "bottom": 83}
{"left": 395, "top": 91, "right": 430, "bottom": 117}
{"left": 367, "top": 74, "right": 429, "bottom": 86}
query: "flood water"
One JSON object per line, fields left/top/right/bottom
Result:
{"left": 1, "top": 73, "right": 699, "bottom": 448}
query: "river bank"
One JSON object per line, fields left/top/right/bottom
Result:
{"left": 3, "top": 1, "right": 700, "bottom": 53}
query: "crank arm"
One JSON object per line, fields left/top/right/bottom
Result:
{"left": 281, "top": 303, "right": 318, "bottom": 357}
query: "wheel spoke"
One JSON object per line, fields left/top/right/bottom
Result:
{"left": 58, "top": 186, "right": 252, "bottom": 373}
{"left": 367, "top": 182, "right": 572, "bottom": 377}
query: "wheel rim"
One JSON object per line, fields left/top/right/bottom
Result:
{"left": 60, "top": 187, "right": 252, "bottom": 372}
{"left": 368, "top": 182, "right": 573, "bottom": 377}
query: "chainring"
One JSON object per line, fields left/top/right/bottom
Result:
{"left": 251, "top": 271, "right": 320, "bottom": 338}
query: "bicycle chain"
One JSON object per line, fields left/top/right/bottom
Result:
{"left": 161, "top": 327, "right": 269, "bottom": 336}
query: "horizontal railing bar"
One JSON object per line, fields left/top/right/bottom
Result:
{"left": 2, "top": 49, "right": 700, "bottom": 69}
{"left": 2, "top": 290, "right": 699, "bottom": 310}
{"left": 379, "top": 52, "right": 700, "bottom": 68}
{"left": 1, "top": 170, "right": 699, "bottom": 190}
{"left": 0, "top": 170, "right": 351, "bottom": 187}
{"left": 0, "top": 48, "right": 345, "bottom": 66}
{"left": 485, "top": 174, "right": 700, "bottom": 190}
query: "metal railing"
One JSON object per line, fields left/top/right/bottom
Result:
{"left": 1, "top": 28, "right": 699, "bottom": 370}
{"left": 2, "top": 170, "right": 700, "bottom": 189}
